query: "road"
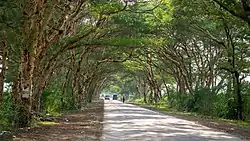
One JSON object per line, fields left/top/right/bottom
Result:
{"left": 101, "top": 100, "right": 243, "bottom": 141}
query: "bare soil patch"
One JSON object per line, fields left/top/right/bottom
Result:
{"left": 11, "top": 100, "right": 104, "bottom": 141}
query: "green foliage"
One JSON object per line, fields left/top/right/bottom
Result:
{"left": 0, "top": 93, "right": 20, "bottom": 131}
{"left": 135, "top": 98, "right": 145, "bottom": 104}
{"left": 154, "top": 96, "right": 169, "bottom": 107}
{"left": 123, "top": 60, "right": 144, "bottom": 71}
{"left": 41, "top": 90, "right": 62, "bottom": 115}
{"left": 41, "top": 88, "right": 77, "bottom": 115}
{"left": 158, "top": 85, "right": 250, "bottom": 121}
{"left": 212, "top": 93, "right": 228, "bottom": 118}
{"left": 241, "top": 82, "right": 250, "bottom": 121}
{"left": 192, "top": 87, "right": 216, "bottom": 115}
{"left": 98, "top": 36, "right": 164, "bottom": 48}
{"left": 167, "top": 91, "right": 193, "bottom": 111}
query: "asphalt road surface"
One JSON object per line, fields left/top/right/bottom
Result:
{"left": 101, "top": 100, "right": 243, "bottom": 141}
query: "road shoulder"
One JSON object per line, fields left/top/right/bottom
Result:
{"left": 13, "top": 100, "right": 104, "bottom": 141}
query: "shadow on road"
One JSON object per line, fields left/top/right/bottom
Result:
{"left": 102, "top": 101, "right": 242, "bottom": 141}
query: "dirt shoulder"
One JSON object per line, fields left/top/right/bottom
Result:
{"left": 12, "top": 100, "right": 104, "bottom": 141}
{"left": 132, "top": 103, "right": 250, "bottom": 140}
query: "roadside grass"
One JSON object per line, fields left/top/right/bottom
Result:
{"left": 37, "top": 121, "right": 58, "bottom": 125}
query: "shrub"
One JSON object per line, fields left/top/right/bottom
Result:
{"left": 193, "top": 87, "right": 216, "bottom": 115}
{"left": 135, "top": 98, "right": 144, "bottom": 104}
{"left": 212, "top": 93, "right": 228, "bottom": 118}
{"left": 41, "top": 90, "right": 62, "bottom": 115}
{"left": 0, "top": 93, "right": 20, "bottom": 131}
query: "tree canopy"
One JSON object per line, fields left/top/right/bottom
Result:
{"left": 0, "top": 0, "right": 250, "bottom": 129}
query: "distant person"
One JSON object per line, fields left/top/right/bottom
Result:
{"left": 122, "top": 96, "right": 125, "bottom": 103}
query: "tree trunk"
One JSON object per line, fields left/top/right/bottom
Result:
{"left": 153, "top": 84, "right": 159, "bottom": 103}
{"left": 143, "top": 91, "right": 147, "bottom": 103}
{"left": 235, "top": 71, "right": 243, "bottom": 120}
{"left": 16, "top": 50, "right": 36, "bottom": 127}
{"left": 31, "top": 76, "right": 46, "bottom": 114}
{"left": 142, "top": 80, "right": 147, "bottom": 103}
{"left": 74, "top": 48, "right": 90, "bottom": 108}
{"left": 0, "top": 31, "right": 7, "bottom": 104}
{"left": 12, "top": 77, "right": 20, "bottom": 104}
{"left": 161, "top": 76, "right": 170, "bottom": 97}
{"left": 77, "top": 81, "right": 83, "bottom": 109}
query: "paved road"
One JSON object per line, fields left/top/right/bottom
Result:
{"left": 101, "top": 100, "right": 243, "bottom": 141}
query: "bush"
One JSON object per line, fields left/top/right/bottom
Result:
{"left": 240, "top": 82, "right": 250, "bottom": 121}
{"left": 135, "top": 98, "right": 144, "bottom": 104}
{"left": 168, "top": 91, "right": 193, "bottom": 111}
{"left": 193, "top": 87, "right": 216, "bottom": 115}
{"left": 41, "top": 90, "right": 63, "bottom": 115}
{"left": 167, "top": 87, "right": 228, "bottom": 116}
{"left": 212, "top": 93, "right": 228, "bottom": 118}
{"left": 157, "top": 96, "right": 168, "bottom": 105}
{"left": 0, "top": 93, "right": 20, "bottom": 131}
{"left": 154, "top": 96, "right": 169, "bottom": 108}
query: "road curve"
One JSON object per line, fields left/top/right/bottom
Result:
{"left": 101, "top": 100, "right": 243, "bottom": 141}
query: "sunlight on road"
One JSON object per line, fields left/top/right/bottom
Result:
{"left": 101, "top": 100, "right": 243, "bottom": 141}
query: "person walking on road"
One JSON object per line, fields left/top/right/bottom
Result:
{"left": 122, "top": 96, "right": 125, "bottom": 103}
